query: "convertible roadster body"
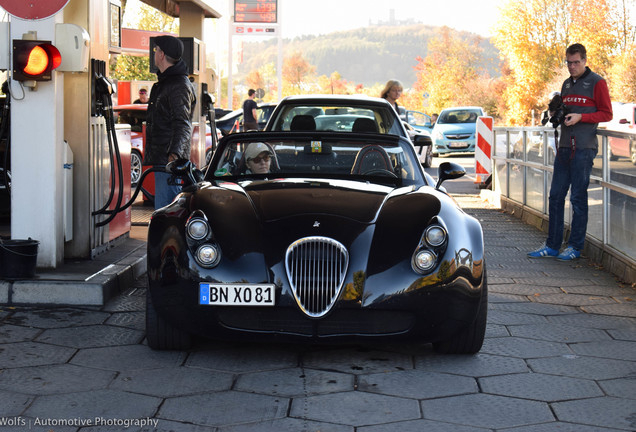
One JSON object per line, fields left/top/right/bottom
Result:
{"left": 146, "top": 99, "right": 486, "bottom": 354}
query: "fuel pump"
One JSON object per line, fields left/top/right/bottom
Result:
{"left": 200, "top": 83, "right": 217, "bottom": 158}
{"left": 89, "top": 61, "right": 174, "bottom": 225}
{"left": 0, "top": 81, "right": 11, "bottom": 217}
{"left": 90, "top": 63, "right": 126, "bottom": 227}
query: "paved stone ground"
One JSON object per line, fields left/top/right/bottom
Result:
{"left": 0, "top": 195, "right": 635, "bottom": 432}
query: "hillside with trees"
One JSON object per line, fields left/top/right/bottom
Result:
{"left": 237, "top": 25, "right": 501, "bottom": 87}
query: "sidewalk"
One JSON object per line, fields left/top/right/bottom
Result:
{"left": 0, "top": 208, "right": 149, "bottom": 306}
{"left": 0, "top": 193, "right": 635, "bottom": 431}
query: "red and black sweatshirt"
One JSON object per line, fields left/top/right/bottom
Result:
{"left": 559, "top": 67, "right": 613, "bottom": 150}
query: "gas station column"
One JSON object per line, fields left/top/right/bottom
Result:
{"left": 10, "top": 15, "right": 66, "bottom": 268}
{"left": 179, "top": 2, "right": 207, "bottom": 166}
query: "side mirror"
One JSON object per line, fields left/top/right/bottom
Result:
{"left": 436, "top": 162, "right": 466, "bottom": 189}
{"left": 413, "top": 133, "right": 432, "bottom": 146}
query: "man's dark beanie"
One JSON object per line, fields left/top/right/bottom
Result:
{"left": 155, "top": 36, "right": 183, "bottom": 61}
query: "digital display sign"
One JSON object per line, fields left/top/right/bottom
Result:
{"left": 234, "top": 0, "right": 277, "bottom": 23}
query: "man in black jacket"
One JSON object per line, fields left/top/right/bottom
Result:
{"left": 144, "top": 35, "right": 196, "bottom": 209}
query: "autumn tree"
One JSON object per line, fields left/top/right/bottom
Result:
{"left": 317, "top": 72, "right": 350, "bottom": 94}
{"left": 609, "top": 47, "right": 636, "bottom": 101}
{"left": 412, "top": 27, "right": 490, "bottom": 115}
{"left": 282, "top": 52, "right": 316, "bottom": 95}
{"left": 493, "top": 0, "right": 636, "bottom": 124}
{"left": 245, "top": 70, "right": 264, "bottom": 93}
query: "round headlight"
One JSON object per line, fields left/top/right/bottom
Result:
{"left": 414, "top": 250, "right": 436, "bottom": 272}
{"left": 187, "top": 219, "right": 209, "bottom": 240}
{"left": 196, "top": 244, "right": 220, "bottom": 267}
{"left": 425, "top": 226, "right": 446, "bottom": 247}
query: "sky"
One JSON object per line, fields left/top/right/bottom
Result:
{"left": 124, "top": 0, "right": 505, "bottom": 40}
{"left": 275, "top": 0, "right": 505, "bottom": 39}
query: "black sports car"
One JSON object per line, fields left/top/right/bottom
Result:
{"left": 146, "top": 99, "right": 487, "bottom": 354}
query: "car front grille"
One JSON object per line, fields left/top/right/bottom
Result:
{"left": 446, "top": 134, "right": 471, "bottom": 140}
{"left": 285, "top": 236, "right": 349, "bottom": 318}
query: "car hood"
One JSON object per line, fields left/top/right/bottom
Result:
{"left": 188, "top": 178, "right": 443, "bottom": 262}
{"left": 434, "top": 123, "right": 476, "bottom": 134}
{"left": 199, "top": 178, "right": 403, "bottom": 224}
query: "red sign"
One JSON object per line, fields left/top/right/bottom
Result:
{"left": 0, "top": 0, "right": 69, "bottom": 20}
{"left": 234, "top": 0, "right": 277, "bottom": 23}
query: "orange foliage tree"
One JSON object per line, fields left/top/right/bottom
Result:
{"left": 282, "top": 52, "right": 316, "bottom": 95}
{"left": 493, "top": 0, "right": 635, "bottom": 125}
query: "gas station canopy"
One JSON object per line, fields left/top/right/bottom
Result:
{"left": 140, "top": 0, "right": 221, "bottom": 19}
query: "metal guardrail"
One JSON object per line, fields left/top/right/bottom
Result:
{"left": 491, "top": 126, "right": 635, "bottom": 281}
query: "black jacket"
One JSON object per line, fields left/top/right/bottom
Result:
{"left": 143, "top": 59, "right": 196, "bottom": 165}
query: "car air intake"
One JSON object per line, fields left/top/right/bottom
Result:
{"left": 285, "top": 236, "right": 349, "bottom": 318}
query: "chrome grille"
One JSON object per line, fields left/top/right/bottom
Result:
{"left": 285, "top": 236, "right": 349, "bottom": 318}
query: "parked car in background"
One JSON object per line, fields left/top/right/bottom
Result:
{"left": 113, "top": 104, "right": 221, "bottom": 187}
{"left": 432, "top": 107, "right": 485, "bottom": 156}
{"left": 215, "top": 102, "right": 277, "bottom": 136}
{"left": 601, "top": 102, "right": 636, "bottom": 165}
{"left": 146, "top": 100, "right": 487, "bottom": 352}
{"left": 405, "top": 110, "right": 433, "bottom": 133}
{"left": 404, "top": 121, "right": 433, "bottom": 168}
{"left": 265, "top": 95, "right": 431, "bottom": 166}
{"left": 265, "top": 95, "right": 411, "bottom": 138}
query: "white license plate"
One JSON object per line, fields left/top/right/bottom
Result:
{"left": 199, "top": 283, "right": 275, "bottom": 306}
{"left": 449, "top": 142, "right": 469, "bottom": 148}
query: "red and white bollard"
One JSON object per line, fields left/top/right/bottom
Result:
{"left": 475, "top": 116, "right": 494, "bottom": 188}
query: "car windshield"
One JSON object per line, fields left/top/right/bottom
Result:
{"left": 210, "top": 133, "right": 424, "bottom": 186}
{"left": 438, "top": 109, "right": 482, "bottom": 124}
{"left": 115, "top": 108, "right": 146, "bottom": 132}
{"left": 267, "top": 103, "right": 405, "bottom": 137}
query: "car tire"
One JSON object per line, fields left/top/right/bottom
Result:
{"left": 422, "top": 146, "right": 433, "bottom": 168}
{"left": 146, "top": 291, "right": 192, "bottom": 350}
{"left": 433, "top": 270, "right": 487, "bottom": 354}
{"left": 131, "top": 150, "right": 143, "bottom": 186}
{"left": 609, "top": 149, "right": 619, "bottom": 161}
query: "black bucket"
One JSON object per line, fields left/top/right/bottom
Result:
{"left": 0, "top": 239, "right": 39, "bottom": 280}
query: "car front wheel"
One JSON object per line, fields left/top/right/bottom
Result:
{"left": 131, "top": 150, "right": 143, "bottom": 186}
{"left": 146, "top": 291, "right": 192, "bottom": 350}
{"left": 433, "top": 270, "right": 487, "bottom": 354}
{"left": 422, "top": 145, "right": 433, "bottom": 168}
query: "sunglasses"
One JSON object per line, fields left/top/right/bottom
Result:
{"left": 249, "top": 154, "right": 271, "bottom": 164}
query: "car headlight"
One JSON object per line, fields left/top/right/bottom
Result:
{"left": 425, "top": 225, "right": 447, "bottom": 247}
{"left": 195, "top": 244, "right": 220, "bottom": 267}
{"left": 186, "top": 218, "right": 209, "bottom": 240}
{"left": 414, "top": 250, "right": 436, "bottom": 272}
{"left": 434, "top": 130, "right": 444, "bottom": 141}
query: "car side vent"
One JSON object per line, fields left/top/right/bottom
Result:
{"left": 285, "top": 236, "right": 349, "bottom": 318}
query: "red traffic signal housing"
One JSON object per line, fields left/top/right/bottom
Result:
{"left": 12, "top": 40, "right": 62, "bottom": 82}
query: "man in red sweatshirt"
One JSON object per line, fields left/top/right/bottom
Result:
{"left": 529, "top": 43, "right": 613, "bottom": 261}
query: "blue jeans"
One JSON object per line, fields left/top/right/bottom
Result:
{"left": 546, "top": 147, "right": 597, "bottom": 251}
{"left": 154, "top": 171, "right": 181, "bottom": 210}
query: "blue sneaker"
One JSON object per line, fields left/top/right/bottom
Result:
{"left": 527, "top": 244, "right": 559, "bottom": 258}
{"left": 557, "top": 246, "right": 580, "bottom": 261}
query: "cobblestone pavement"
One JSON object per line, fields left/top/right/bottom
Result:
{"left": 0, "top": 195, "right": 635, "bottom": 432}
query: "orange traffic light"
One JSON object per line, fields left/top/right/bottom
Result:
{"left": 12, "top": 40, "right": 62, "bottom": 82}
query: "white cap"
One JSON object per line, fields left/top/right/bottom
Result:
{"left": 245, "top": 142, "right": 271, "bottom": 161}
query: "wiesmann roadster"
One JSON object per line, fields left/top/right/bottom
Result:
{"left": 146, "top": 97, "right": 486, "bottom": 354}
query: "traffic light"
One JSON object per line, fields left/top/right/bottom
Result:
{"left": 12, "top": 40, "right": 62, "bottom": 82}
